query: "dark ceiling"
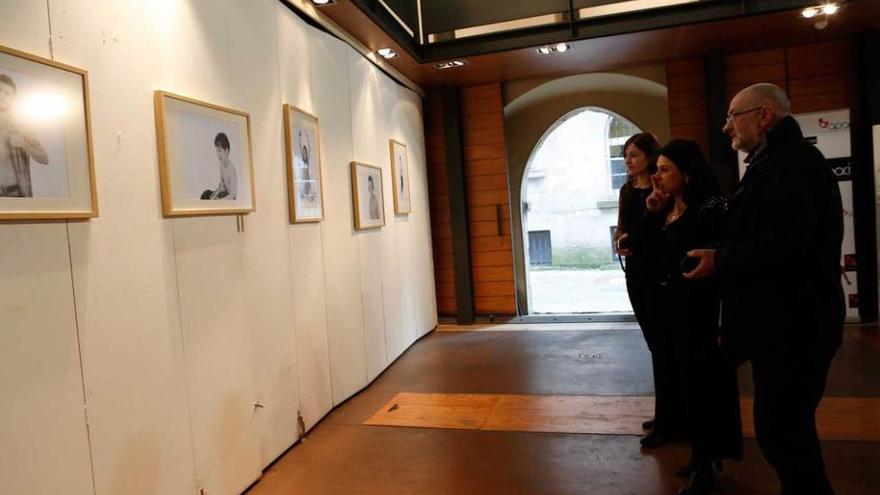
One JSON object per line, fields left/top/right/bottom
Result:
{"left": 301, "top": 0, "right": 880, "bottom": 89}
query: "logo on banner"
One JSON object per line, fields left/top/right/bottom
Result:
{"left": 844, "top": 254, "right": 857, "bottom": 272}
{"left": 827, "top": 157, "right": 852, "bottom": 181}
{"left": 818, "top": 118, "right": 850, "bottom": 131}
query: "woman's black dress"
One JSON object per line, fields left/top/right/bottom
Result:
{"left": 617, "top": 182, "right": 654, "bottom": 337}
{"left": 619, "top": 182, "right": 685, "bottom": 438}
{"left": 646, "top": 196, "right": 743, "bottom": 462}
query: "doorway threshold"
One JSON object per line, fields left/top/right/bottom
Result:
{"left": 497, "top": 313, "right": 635, "bottom": 324}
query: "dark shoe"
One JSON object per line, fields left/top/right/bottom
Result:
{"left": 639, "top": 431, "right": 666, "bottom": 448}
{"left": 677, "top": 465, "right": 715, "bottom": 495}
{"left": 642, "top": 419, "right": 654, "bottom": 430}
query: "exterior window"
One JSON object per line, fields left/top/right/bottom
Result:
{"left": 608, "top": 117, "right": 638, "bottom": 192}
{"left": 528, "top": 230, "right": 552, "bottom": 266}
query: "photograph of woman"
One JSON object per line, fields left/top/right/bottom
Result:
{"left": 200, "top": 132, "right": 237, "bottom": 200}
{"left": 284, "top": 105, "right": 323, "bottom": 222}
{"left": 367, "top": 175, "right": 380, "bottom": 220}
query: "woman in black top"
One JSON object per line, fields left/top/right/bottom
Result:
{"left": 644, "top": 140, "right": 743, "bottom": 495}
{"left": 615, "top": 133, "right": 683, "bottom": 445}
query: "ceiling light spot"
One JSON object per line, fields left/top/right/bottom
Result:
{"left": 377, "top": 48, "right": 398, "bottom": 59}
{"left": 435, "top": 60, "right": 468, "bottom": 70}
{"left": 801, "top": 7, "right": 819, "bottom": 18}
{"left": 822, "top": 3, "right": 839, "bottom": 15}
{"left": 536, "top": 43, "right": 572, "bottom": 55}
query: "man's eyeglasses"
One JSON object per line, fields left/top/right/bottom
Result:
{"left": 725, "top": 106, "right": 763, "bottom": 125}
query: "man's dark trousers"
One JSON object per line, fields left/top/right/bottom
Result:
{"left": 751, "top": 342, "right": 836, "bottom": 495}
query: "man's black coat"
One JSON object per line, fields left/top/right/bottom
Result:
{"left": 716, "top": 115, "right": 845, "bottom": 360}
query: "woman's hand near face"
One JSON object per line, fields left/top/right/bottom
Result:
{"left": 646, "top": 176, "right": 669, "bottom": 213}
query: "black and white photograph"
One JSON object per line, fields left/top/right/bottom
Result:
{"left": 283, "top": 104, "right": 323, "bottom": 223}
{"left": 0, "top": 44, "right": 97, "bottom": 219}
{"left": 389, "top": 139, "right": 411, "bottom": 214}
{"left": 154, "top": 91, "right": 255, "bottom": 217}
{"left": 350, "top": 161, "right": 384, "bottom": 230}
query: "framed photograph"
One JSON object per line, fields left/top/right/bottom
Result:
{"left": 0, "top": 44, "right": 97, "bottom": 220}
{"left": 350, "top": 161, "right": 384, "bottom": 230}
{"left": 389, "top": 139, "right": 411, "bottom": 215}
{"left": 283, "top": 104, "right": 323, "bottom": 223}
{"left": 154, "top": 91, "right": 255, "bottom": 217}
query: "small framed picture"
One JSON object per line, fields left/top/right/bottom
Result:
{"left": 154, "top": 91, "right": 255, "bottom": 217}
{"left": 350, "top": 161, "right": 384, "bottom": 230}
{"left": 0, "top": 44, "right": 98, "bottom": 220}
{"left": 389, "top": 139, "right": 411, "bottom": 215}
{"left": 283, "top": 104, "right": 323, "bottom": 223}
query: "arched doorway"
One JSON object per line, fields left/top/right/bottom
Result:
{"left": 521, "top": 107, "right": 640, "bottom": 314}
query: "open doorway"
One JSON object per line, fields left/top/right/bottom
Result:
{"left": 521, "top": 108, "right": 640, "bottom": 314}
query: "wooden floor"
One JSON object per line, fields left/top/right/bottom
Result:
{"left": 366, "top": 392, "right": 880, "bottom": 442}
{"left": 247, "top": 324, "right": 880, "bottom": 495}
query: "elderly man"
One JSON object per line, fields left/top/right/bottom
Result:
{"left": 686, "top": 83, "right": 844, "bottom": 494}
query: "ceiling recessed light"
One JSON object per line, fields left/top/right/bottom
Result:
{"left": 801, "top": 7, "right": 819, "bottom": 18}
{"left": 435, "top": 60, "right": 468, "bottom": 70}
{"left": 377, "top": 48, "right": 398, "bottom": 59}
{"left": 536, "top": 43, "right": 572, "bottom": 55}
{"left": 822, "top": 3, "right": 839, "bottom": 15}
{"left": 310, "top": 0, "right": 336, "bottom": 6}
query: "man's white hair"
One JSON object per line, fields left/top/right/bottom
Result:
{"left": 739, "top": 83, "right": 792, "bottom": 117}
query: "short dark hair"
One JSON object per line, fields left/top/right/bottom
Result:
{"left": 214, "top": 132, "right": 230, "bottom": 151}
{"left": 658, "top": 139, "right": 723, "bottom": 206}
{"left": 622, "top": 132, "right": 660, "bottom": 175}
{"left": 0, "top": 74, "right": 16, "bottom": 93}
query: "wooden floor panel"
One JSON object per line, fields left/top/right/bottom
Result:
{"left": 366, "top": 392, "right": 880, "bottom": 442}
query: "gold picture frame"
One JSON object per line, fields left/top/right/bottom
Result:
{"left": 154, "top": 90, "right": 256, "bottom": 217}
{"left": 389, "top": 139, "right": 411, "bottom": 215}
{"left": 283, "top": 104, "right": 324, "bottom": 223}
{"left": 350, "top": 161, "right": 385, "bottom": 230}
{"left": 0, "top": 44, "right": 98, "bottom": 220}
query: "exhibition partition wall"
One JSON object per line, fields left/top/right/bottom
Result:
{"left": 0, "top": 1, "right": 437, "bottom": 494}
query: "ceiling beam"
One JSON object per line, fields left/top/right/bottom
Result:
{"left": 421, "top": 0, "right": 825, "bottom": 61}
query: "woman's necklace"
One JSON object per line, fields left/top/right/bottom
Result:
{"left": 668, "top": 204, "right": 686, "bottom": 222}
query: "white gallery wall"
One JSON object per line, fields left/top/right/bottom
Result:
{"left": 0, "top": 1, "right": 437, "bottom": 494}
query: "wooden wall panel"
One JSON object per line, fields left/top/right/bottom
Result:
{"left": 465, "top": 158, "right": 508, "bottom": 176}
{"left": 461, "top": 83, "right": 517, "bottom": 316}
{"left": 786, "top": 40, "right": 858, "bottom": 114}
{"left": 667, "top": 57, "right": 710, "bottom": 155}
{"left": 668, "top": 40, "right": 858, "bottom": 160}
{"left": 725, "top": 49, "right": 787, "bottom": 101}
{"left": 424, "top": 89, "right": 457, "bottom": 317}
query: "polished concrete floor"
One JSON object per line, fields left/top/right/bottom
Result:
{"left": 247, "top": 324, "right": 880, "bottom": 494}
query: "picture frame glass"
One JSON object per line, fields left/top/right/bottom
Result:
{"left": 390, "top": 140, "right": 411, "bottom": 214}
{"left": 286, "top": 106, "right": 323, "bottom": 221}
{"left": 157, "top": 92, "right": 254, "bottom": 216}
{"left": 0, "top": 47, "right": 96, "bottom": 218}
{"left": 353, "top": 162, "right": 384, "bottom": 229}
